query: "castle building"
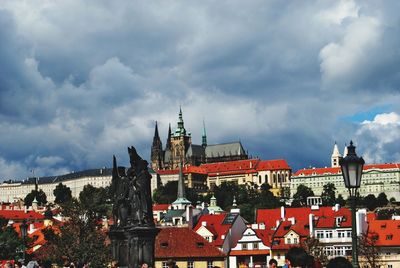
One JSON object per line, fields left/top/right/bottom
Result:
{"left": 151, "top": 108, "right": 248, "bottom": 170}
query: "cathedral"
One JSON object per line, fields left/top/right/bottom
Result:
{"left": 151, "top": 108, "right": 248, "bottom": 170}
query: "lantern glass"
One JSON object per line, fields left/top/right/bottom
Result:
{"left": 348, "top": 162, "right": 358, "bottom": 187}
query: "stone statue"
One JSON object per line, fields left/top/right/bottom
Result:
{"left": 110, "top": 146, "right": 158, "bottom": 268}
{"left": 111, "top": 147, "right": 154, "bottom": 227}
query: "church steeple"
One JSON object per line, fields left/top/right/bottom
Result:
{"left": 177, "top": 162, "right": 185, "bottom": 199}
{"left": 331, "top": 141, "right": 342, "bottom": 167}
{"left": 202, "top": 120, "right": 207, "bottom": 147}
{"left": 175, "top": 107, "right": 187, "bottom": 136}
{"left": 151, "top": 121, "right": 163, "bottom": 170}
{"left": 171, "top": 162, "right": 192, "bottom": 209}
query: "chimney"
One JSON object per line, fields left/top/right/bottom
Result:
{"left": 276, "top": 220, "right": 280, "bottom": 228}
{"left": 309, "top": 214, "right": 314, "bottom": 237}
{"left": 280, "top": 206, "right": 285, "bottom": 220}
{"left": 202, "top": 221, "right": 207, "bottom": 226}
{"left": 333, "top": 203, "right": 340, "bottom": 212}
{"left": 259, "top": 223, "right": 265, "bottom": 230}
{"left": 288, "top": 217, "right": 295, "bottom": 225}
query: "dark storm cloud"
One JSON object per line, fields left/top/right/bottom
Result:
{"left": 0, "top": 0, "right": 400, "bottom": 180}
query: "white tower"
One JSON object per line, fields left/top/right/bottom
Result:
{"left": 331, "top": 142, "right": 342, "bottom": 167}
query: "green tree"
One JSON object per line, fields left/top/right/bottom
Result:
{"left": 377, "top": 192, "right": 389, "bottom": 207}
{"left": 24, "top": 189, "right": 47, "bottom": 206}
{"left": 321, "top": 183, "right": 336, "bottom": 206}
{"left": 0, "top": 217, "right": 24, "bottom": 260}
{"left": 35, "top": 199, "right": 111, "bottom": 267}
{"left": 152, "top": 181, "right": 178, "bottom": 204}
{"left": 292, "top": 184, "right": 314, "bottom": 207}
{"left": 363, "top": 194, "right": 378, "bottom": 211}
{"left": 53, "top": 183, "right": 72, "bottom": 204}
{"left": 79, "top": 185, "right": 110, "bottom": 219}
{"left": 358, "top": 232, "right": 381, "bottom": 268}
{"left": 302, "top": 236, "right": 328, "bottom": 266}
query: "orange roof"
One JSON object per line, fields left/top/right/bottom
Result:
{"left": 155, "top": 227, "right": 225, "bottom": 258}
{"left": 293, "top": 163, "right": 400, "bottom": 176}
{"left": 367, "top": 219, "right": 400, "bottom": 246}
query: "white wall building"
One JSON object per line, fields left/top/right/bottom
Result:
{"left": 291, "top": 143, "right": 400, "bottom": 200}
{"left": 0, "top": 168, "right": 157, "bottom": 203}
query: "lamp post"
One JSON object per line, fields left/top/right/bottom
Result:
{"left": 339, "top": 141, "right": 364, "bottom": 268}
{"left": 20, "top": 219, "right": 28, "bottom": 261}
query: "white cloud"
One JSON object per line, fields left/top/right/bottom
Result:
{"left": 356, "top": 112, "right": 400, "bottom": 164}
{"left": 319, "top": 14, "right": 382, "bottom": 90}
{"left": 317, "top": 0, "right": 359, "bottom": 25}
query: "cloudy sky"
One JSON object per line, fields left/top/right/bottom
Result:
{"left": 1, "top": 0, "right": 400, "bottom": 181}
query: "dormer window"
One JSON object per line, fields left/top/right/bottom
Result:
{"left": 386, "top": 235, "right": 393, "bottom": 240}
{"left": 196, "top": 242, "right": 204, "bottom": 248}
{"left": 160, "top": 242, "right": 168, "bottom": 248}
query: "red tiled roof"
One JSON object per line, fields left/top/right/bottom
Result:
{"left": 153, "top": 204, "right": 170, "bottom": 211}
{"left": 157, "top": 159, "right": 291, "bottom": 177}
{"left": 155, "top": 227, "right": 225, "bottom": 258}
{"left": 253, "top": 228, "right": 274, "bottom": 247}
{"left": 194, "top": 214, "right": 231, "bottom": 246}
{"left": 293, "top": 163, "right": 400, "bottom": 176}
{"left": 367, "top": 219, "right": 400, "bottom": 246}
{"left": 256, "top": 160, "right": 291, "bottom": 171}
{"left": 256, "top": 207, "right": 352, "bottom": 230}
{"left": 0, "top": 209, "right": 44, "bottom": 220}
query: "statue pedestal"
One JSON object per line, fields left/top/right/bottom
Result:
{"left": 109, "top": 226, "right": 159, "bottom": 268}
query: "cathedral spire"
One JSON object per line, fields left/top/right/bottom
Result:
{"left": 151, "top": 121, "right": 163, "bottom": 170}
{"left": 202, "top": 120, "right": 207, "bottom": 147}
{"left": 175, "top": 107, "right": 186, "bottom": 136}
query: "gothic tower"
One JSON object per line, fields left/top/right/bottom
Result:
{"left": 170, "top": 108, "right": 192, "bottom": 169}
{"left": 151, "top": 121, "right": 163, "bottom": 170}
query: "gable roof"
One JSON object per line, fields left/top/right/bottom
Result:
{"left": 155, "top": 227, "right": 225, "bottom": 258}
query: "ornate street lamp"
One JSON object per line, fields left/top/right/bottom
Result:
{"left": 20, "top": 219, "right": 29, "bottom": 261}
{"left": 339, "top": 141, "right": 364, "bottom": 268}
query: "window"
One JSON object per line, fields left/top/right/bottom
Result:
{"left": 162, "top": 262, "right": 168, "bottom": 268}
{"left": 386, "top": 235, "right": 393, "bottom": 240}
{"left": 187, "top": 261, "right": 194, "bottom": 268}
{"left": 388, "top": 265, "right": 393, "bottom": 268}
{"left": 207, "top": 261, "right": 213, "bottom": 268}
{"left": 287, "top": 238, "right": 291, "bottom": 244}
{"left": 294, "top": 238, "right": 298, "bottom": 244}
{"left": 242, "top": 243, "right": 247, "bottom": 250}
{"left": 253, "top": 243, "right": 258, "bottom": 249}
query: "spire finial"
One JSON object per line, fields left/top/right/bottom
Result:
{"left": 202, "top": 119, "right": 207, "bottom": 147}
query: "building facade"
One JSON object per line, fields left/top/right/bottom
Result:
{"left": 290, "top": 143, "right": 400, "bottom": 200}
{"left": 0, "top": 168, "right": 157, "bottom": 203}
